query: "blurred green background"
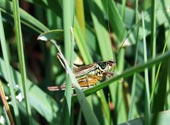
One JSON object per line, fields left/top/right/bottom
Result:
{"left": 0, "top": 0, "right": 170, "bottom": 124}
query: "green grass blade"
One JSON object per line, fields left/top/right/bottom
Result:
{"left": 142, "top": 11, "right": 150, "bottom": 125}
{"left": 150, "top": 31, "right": 170, "bottom": 125}
{"left": 150, "top": 30, "right": 170, "bottom": 106}
{"left": 121, "top": 0, "right": 126, "bottom": 19}
{"left": 100, "top": 1, "right": 127, "bottom": 123}
{"left": 38, "top": 34, "right": 99, "bottom": 124}
{"left": 150, "top": 0, "right": 156, "bottom": 89}
{"left": 51, "top": 41, "right": 99, "bottom": 125}
{"left": 88, "top": 0, "right": 115, "bottom": 123}
{"left": 26, "top": 0, "right": 62, "bottom": 17}
{"left": 12, "top": 0, "right": 32, "bottom": 124}
{"left": 0, "top": 0, "right": 49, "bottom": 33}
{"left": 75, "top": 0, "right": 85, "bottom": 34}
{"left": 88, "top": 0, "right": 113, "bottom": 60}
{"left": 63, "top": 0, "right": 75, "bottom": 123}
{"left": 0, "top": 11, "right": 21, "bottom": 125}
{"left": 102, "top": 0, "right": 127, "bottom": 43}
{"left": 1, "top": 0, "right": 170, "bottom": 124}
{"left": 84, "top": 51, "right": 170, "bottom": 96}
{"left": 0, "top": 57, "right": 59, "bottom": 123}
{"left": 74, "top": 18, "right": 93, "bottom": 64}
{"left": 113, "top": 39, "right": 126, "bottom": 123}
{"left": 151, "top": 61, "right": 168, "bottom": 125}
{"left": 128, "top": 0, "right": 140, "bottom": 120}
{"left": 38, "top": 30, "right": 64, "bottom": 41}
{"left": 120, "top": 110, "right": 170, "bottom": 125}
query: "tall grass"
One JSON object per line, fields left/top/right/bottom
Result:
{"left": 0, "top": 0, "right": 170, "bottom": 124}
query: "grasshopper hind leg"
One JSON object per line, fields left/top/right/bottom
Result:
{"left": 77, "top": 75, "right": 102, "bottom": 89}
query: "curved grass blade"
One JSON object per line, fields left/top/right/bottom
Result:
{"left": 119, "top": 110, "right": 170, "bottom": 125}
{"left": 38, "top": 30, "right": 64, "bottom": 41}
{"left": 84, "top": 51, "right": 170, "bottom": 96}
{"left": 0, "top": 0, "right": 49, "bottom": 33}
{"left": 0, "top": 81, "right": 15, "bottom": 125}
{"left": 38, "top": 30, "right": 99, "bottom": 124}
{"left": 50, "top": 40, "right": 99, "bottom": 125}
{"left": 0, "top": 58, "right": 59, "bottom": 123}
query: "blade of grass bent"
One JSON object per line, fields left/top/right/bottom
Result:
{"left": 38, "top": 30, "right": 97, "bottom": 124}
{"left": 38, "top": 30, "right": 64, "bottom": 41}
{"left": 51, "top": 40, "right": 99, "bottom": 125}
{"left": 84, "top": 51, "right": 170, "bottom": 96}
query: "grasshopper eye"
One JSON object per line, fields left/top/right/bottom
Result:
{"left": 107, "top": 61, "right": 115, "bottom": 67}
{"left": 97, "top": 62, "right": 107, "bottom": 69}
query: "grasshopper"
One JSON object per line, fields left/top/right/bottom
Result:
{"left": 48, "top": 61, "right": 116, "bottom": 91}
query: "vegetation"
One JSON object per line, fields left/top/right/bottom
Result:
{"left": 0, "top": 0, "right": 170, "bottom": 124}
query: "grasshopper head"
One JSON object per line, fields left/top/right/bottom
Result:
{"left": 97, "top": 61, "right": 116, "bottom": 75}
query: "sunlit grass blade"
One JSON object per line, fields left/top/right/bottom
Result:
{"left": 102, "top": 0, "right": 127, "bottom": 43}
{"left": 75, "top": 0, "right": 85, "bottom": 34}
{"left": 63, "top": 0, "right": 75, "bottom": 123}
{"left": 88, "top": 0, "right": 113, "bottom": 60}
{"left": 74, "top": 18, "right": 93, "bottom": 64}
